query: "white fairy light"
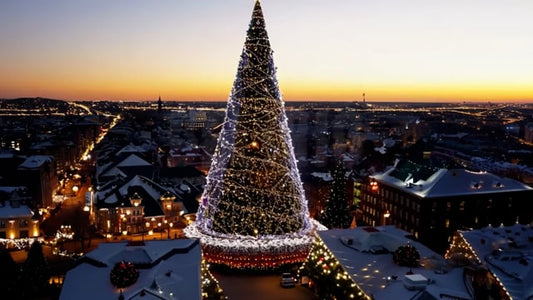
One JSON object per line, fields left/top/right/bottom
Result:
{"left": 185, "top": 0, "right": 315, "bottom": 268}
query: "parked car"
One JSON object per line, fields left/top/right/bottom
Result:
{"left": 280, "top": 272, "right": 297, "bottom": 288}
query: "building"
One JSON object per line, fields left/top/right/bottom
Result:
{"left": 359, "top": 160, "right": 533, "bottom": 252}
{"left": 446, "top": 224, "right": 533, "bottom": 300}
{"left": 94, "top": 175, "right": 186, "bottom": 237}
{"left": 60, "top": 239, "right": 208, "bottom": 300}
{"left": 524, "top": 122, "right": 533, "bottom": 143}
{"left": 300, "top": 226, "right": 472, "bottom": 299}
{"left": 165, "top": 147, "right": 211, "bottom": 173}
{"left": 16, "top": 155, "right": 58, "bottom": 208}
{"left": 0, "top": 187, "right": 39, "bottom": 242}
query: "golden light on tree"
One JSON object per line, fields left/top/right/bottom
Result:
{"left": 185, "top": 0, "right": 316, "bottom": 269}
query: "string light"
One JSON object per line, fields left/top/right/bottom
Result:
{"left": 298, "top": 237, "right": 370, "bottom": 299}
{"left": 185, "top": 0, "right": 315, "bottom": 269}
{"left": 0, "top": 237, "right": 43, "bottom": 250}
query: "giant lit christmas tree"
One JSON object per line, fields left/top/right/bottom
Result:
{"left": 185, "top": 0, "right": 316, "bottom": 269}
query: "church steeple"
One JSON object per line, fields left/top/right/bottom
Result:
{"left": 157, "top": 95, "right": 162, "bottom": 112}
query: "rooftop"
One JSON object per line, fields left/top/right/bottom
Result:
{"left": 458, "top": 224, "right": 533, "bottom": 300}
{"left": 372, "top": 161, "right": 533, "bottom": 198}
{"left": 319, "top": 226, "right": 471, "bottom": 299}
{"left": 0, "top": 203, "right": 33, "bottom": 218}
{"left": 17, "top": 155, "right": 53, "bottom": 170}
{"left": 60, "top": 239, "right": 202, "bottom": 300}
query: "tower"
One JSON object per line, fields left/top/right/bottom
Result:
{"left": 157, "top": 95, "right": 162, "bottom": 112}
{"left": 185, "top": 0, "right": 316, "bottom": 269}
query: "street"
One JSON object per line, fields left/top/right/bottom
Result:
{"left": 212, "top": 270, "right": 319, "bottom": 300}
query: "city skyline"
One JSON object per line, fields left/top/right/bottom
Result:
{"left": 1, "top": 0, "right": 532, "bottom": 103}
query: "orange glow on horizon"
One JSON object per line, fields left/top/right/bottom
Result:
{"left": 1, "top": 1, "right": 532, "bottom": 103}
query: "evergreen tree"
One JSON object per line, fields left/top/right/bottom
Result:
{"left": 186, "top": 0, "right": 315, "bottom": 269}
{"left": 0, "top": 249, "right": 20, "bottom": 298}
{"left": 195, "top": 0, "right": 311, "bottom": 237}
{"left": 19, "top": 240, "right": 50, "bottom": 298}
{"left": 321, "top": 161, "right": 351, "bottom": 229}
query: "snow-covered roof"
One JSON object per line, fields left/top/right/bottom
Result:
{"left": 311, "top": 172, "right": 333, "bottom": 182}
{"left": 116, "top": 143, "right": 149, "bottom": 156}
{"left": 116, "top": 154, "right": 152, "bottom": 168}
{"left": 341, "top": 153, "right": 355, "bottom": 162}
{"left": 60, "top": 239, "right": 201, "bottom": 300}
{"left": 0, "top": 204, "right": 33, "bottom": 218}
{"left": 0, "top": 186, "right": 26, "bottom": 193}
{"left": 17, "top": 155, "right": 53, "bottom": 169}
{"left": 319, "top": 226, "right": 471, "bottom": 299}
{"left": 104, "top": 193, "right": 119, "bottom": 204}
{"left": 0, "top": 153, "right": 15, "bottom": 159}
{"left": 101, "top": 167, "right": 127, "bottom": 178}
{"left": 372, "top": 167, "right": 532, "bottom": 198}
{"left": 459, "top": 224, "right": 533, "bottom": 300}
{"left": 118, "top": 176, "right": 165, "bottom": 201}
{"left": 95, "top": 161, "right": 113, "bottom": 178}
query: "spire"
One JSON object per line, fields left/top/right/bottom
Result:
{"left": 232, "top": 0, "right": 279, "bottom": 100}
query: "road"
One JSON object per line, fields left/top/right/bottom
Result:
{"left": 212, "top": 270, "right": 319, "bottom": 300}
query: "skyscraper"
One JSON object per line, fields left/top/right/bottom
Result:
{"left": 185, "top": 0, "right": 316, "bottom": 269}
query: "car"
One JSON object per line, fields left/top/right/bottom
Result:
{"left": 280, "top": 272, "right": 297, "bottom": 288}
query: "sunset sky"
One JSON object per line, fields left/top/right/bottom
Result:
{"left": 1, "top": 0, "right": 532, "bottom": 102}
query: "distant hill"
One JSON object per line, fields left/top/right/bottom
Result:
{"left": 0, "top": 97, "right": 87, "bottom": 115}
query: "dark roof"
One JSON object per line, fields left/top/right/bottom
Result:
{"left": 159, "top": 166, "right": 204, "bottom": 179}
{"left": 388, "top": 160, "right": 439, "bottom": 182}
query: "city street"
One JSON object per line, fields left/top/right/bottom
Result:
{"left": 212, "top": 271, "right": 319, "bottom": 300}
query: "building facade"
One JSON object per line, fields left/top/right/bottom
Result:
{"left": 359, "top": 160, "right": 533, "bottom": 252}
{"left": 0, "top": 201, "right": 39, "bottom": 241}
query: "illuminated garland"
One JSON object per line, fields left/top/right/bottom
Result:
{"left": 444, "top": 232, "right": 480, "bottom": 264}
{"left": 186, "top": 221, "right": 314, "bottom": 269}
{"left": 201, "top": 258, "right": 227, "bottom": 300}
{"left": 445, "top": 231, "right": 512, "bottom": 299}
{"left": 186, "top": 0, "right": 315, "bottom": 268}
{"left": 299, "top": 237, "right": 370, "bottom": 299}
{"left": 110, "top": 261, "right": 139, "bottom": 289}
{"left": 0, "top": 238, "right": 44, "bottom": 250}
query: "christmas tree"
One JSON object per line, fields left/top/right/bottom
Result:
{"left": 321, "top": 160, "right": 351, "bottom": 229}
{"left": 185, "top": 0, "right": 316, "bottom": 269}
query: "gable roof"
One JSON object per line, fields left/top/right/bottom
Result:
{"left": 98, "top": 175, "right": 172, "bottom": 217}
{"left": 117, "top": 154, "right": 152, "bottom": 168}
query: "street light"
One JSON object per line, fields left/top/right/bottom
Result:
{"left": 168, "top": 222, "right": 173, "bottom": 239}
{"left": 143, "top": 222, "right": 150, "bottom": 241}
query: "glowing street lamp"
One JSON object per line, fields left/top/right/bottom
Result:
{"left": 168, "top": 222, "right": 173, "bottom": 239}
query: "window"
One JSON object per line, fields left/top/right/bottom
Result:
{"left": 0, "top": 221, "right": 5, "bottom": 228}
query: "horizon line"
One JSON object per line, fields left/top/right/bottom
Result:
{"left": 3, "top": 96, "right": 533, "bottom": 105}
